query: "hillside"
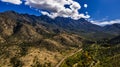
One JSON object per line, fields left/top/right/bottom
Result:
{"left": 102, "top": 23, "right": 120, "bottom": 35}
{"left": 60, "top": 38, "right": 120, "bottom": 67}
{"left": 108, "top": 35, "right": 120, "bottom": 44}
{"left": 0, "top": 11, "right": 86, "bottom": 67}
{"left": 0, "top": 11, "right": 117, "bottom": 40}
{"left": 0, "top": 11, "right": 120, "bottom": 67}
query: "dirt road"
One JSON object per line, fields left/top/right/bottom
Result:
{"left": 55, "top": 49, "right": 82, "bottom": 67}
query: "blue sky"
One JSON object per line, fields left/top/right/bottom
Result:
{"left": 0, "top": 1, "right": 40, "bottom": 16}
{"left": 0, "top": 0, "right": 120, "bottom": 22}
{"left": 78, "top": 0, "right": 120, "bottom": 21}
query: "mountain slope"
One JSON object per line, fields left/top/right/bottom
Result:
{"left": 0, "top": 11, "right": 86, "bottom": 67}
{"left": 39, "top": 15, "right": 102, "bottom": 32}
{"left": 0, "top": 11, "right": 120, "bottom": 67}
{"left": 108, "top": 35, "right": 120, "bottom": 44}
{"left": 103, "top": 23, "right": 120, "bottom": 35}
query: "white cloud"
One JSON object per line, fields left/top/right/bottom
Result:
{"left": 91, "top": 19, "right": 120, "bottom": 26}
{"left": 1, "top": 0, "right": 22, "bottom": 5}
{"left": 0, "top": 0, "right": 90, "bottom": 20}
{"left": 25, "top": 0, "right": 90, "bottom": 20}
{"left": 84, "top": 4, "right": 88, "bottom": 8}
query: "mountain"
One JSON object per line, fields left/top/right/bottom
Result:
{"left": 0, "top": 11, "right": 89, "bottom": 67}
{"left": 0, "top": 11, "right": 120, "bottom": 67}
{"left": 1, "top": 11, "right": 117, "bottom": 40}
{"left": 39, "top": 15, "right": 102, "bottom": 32}
{"left": 103, "top": 23, "right": 120, "bottom": 35}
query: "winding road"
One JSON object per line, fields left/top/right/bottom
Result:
{"left": 55, "top": 49, "right": 82, "bottom": 67}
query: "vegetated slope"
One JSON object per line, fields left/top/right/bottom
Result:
{"left": 0, "top": 11, "right": 119, "bottom": 67}
{"left": 103, "top": 23, "right": 120, "bottom": 35}
{"left": 39, "top": 15, "right": 115, "bottom": 40}
{"left": 60, "top": 37, "right": 120, "bottom": 67}
{"left": 0, "top": 11, "right": 86, "bottom": 67}
{"left": 1, "top": 11, "right": 116, "bottom": 40}
{"left": 108, "top": 35, "right": 120, "bottom": 44}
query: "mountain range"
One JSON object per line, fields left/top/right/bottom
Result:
{"left": 1, "top": 11, "right": 120, "bottom": 40}
{"left": 0, "top": 11, "right": 120, "bottom": 67}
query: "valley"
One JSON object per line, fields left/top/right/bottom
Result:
{"left": 0, "top": 11, "right": 120, "bottom": 67}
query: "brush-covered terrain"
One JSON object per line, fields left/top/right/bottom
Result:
{"left": 0, "top": 11, "right": 120, "bottom": 67}
{"left": 60, "top": 36, "right": 120, "bottom": 67}
{"left": 0, "top": 11, "right": 85, "bottom": 67}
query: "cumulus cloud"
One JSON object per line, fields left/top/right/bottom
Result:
{"left": 0, "top": 0, "right": 90, "bottom": 20}
{"left": 91, "top": 19, "right": 120, "bottom": 26}
{"left": 1, "top": 0, "right": 22, "bottom": 5}
{"left": 25, "top": 0, "right": 90, "bottom": 20}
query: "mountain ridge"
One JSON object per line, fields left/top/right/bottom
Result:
{"left": 0, "top": 11, "right": 120, "bottom": 67}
